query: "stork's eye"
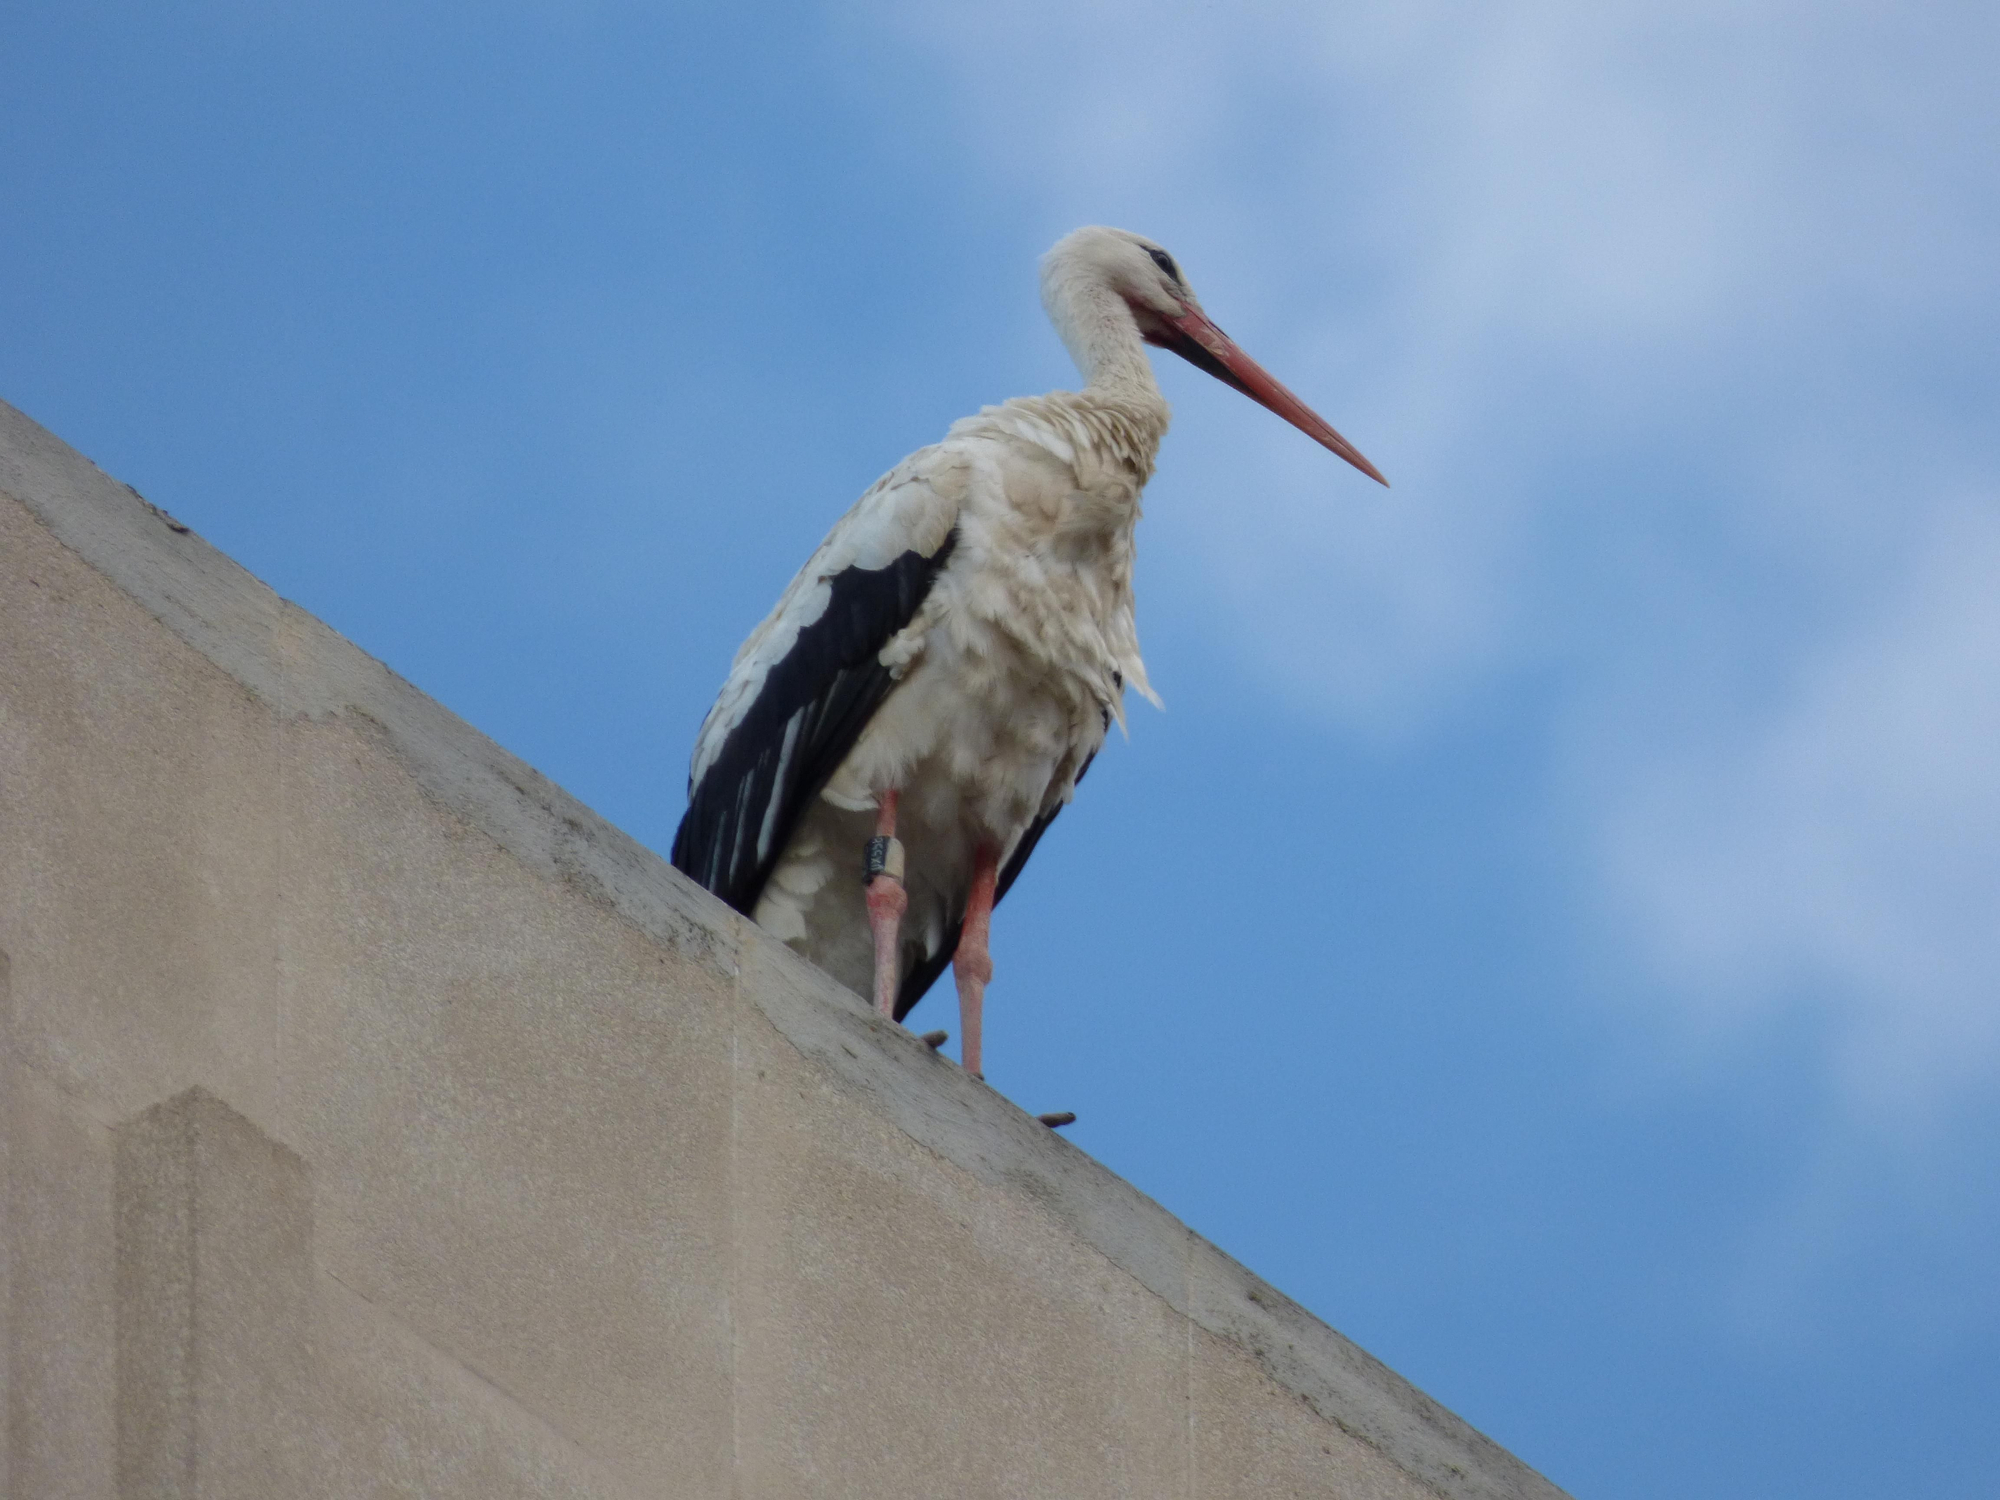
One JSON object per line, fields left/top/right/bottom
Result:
{"left": 1146, "top": 247, "right": 1182, "bottom": 285}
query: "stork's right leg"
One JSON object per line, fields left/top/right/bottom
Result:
{"left": 864, "top": 790, "right": 907, "bottom": 1018}
{"left": 955, "top": 845, "right": 999, "bottom": 1078}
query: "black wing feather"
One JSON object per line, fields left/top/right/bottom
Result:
{"left": 890, "top": 748, "right": 1095, "bottom": 1021}
{"left": 672, "top": 531, "right": 957, "bottom": 914}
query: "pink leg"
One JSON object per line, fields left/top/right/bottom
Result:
{"left": 865, "top": 790, "right": 907, "bottom": 1018}
{"left": 955, "top": 845, "right": 999, "bottom": 1078}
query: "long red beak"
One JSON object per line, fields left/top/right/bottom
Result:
{"left": 1144, "top": 304, "right": 1388, "bottom": 486}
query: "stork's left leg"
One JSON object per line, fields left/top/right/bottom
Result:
{"left": 955, "top": 844, "right": 999, "bottom": 1078}
{"left": 865, "top": 790, "right": 907, "bottom": 1017}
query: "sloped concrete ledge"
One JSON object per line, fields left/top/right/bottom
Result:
{"left": 1, "top": 397, "right": 1571, "bottom": 1499}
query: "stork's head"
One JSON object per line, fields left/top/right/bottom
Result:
{"left": 1040, "top": 226, "right": 1386, "bottom": 486}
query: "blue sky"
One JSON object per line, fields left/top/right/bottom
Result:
{"left": 6, "top": 2, "right": 1998, "bottom": 1493}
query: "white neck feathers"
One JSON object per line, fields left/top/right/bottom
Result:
{"left": 1040, "top": 249, "right": 1164, "bottom": 404}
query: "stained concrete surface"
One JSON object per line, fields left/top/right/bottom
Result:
{"left": 0, "top": 397, "right": 1572, "bottom": 1498}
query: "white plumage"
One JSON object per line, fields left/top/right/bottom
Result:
{"left": 674, "top": 226, "right": 1382, "bottom": 1076}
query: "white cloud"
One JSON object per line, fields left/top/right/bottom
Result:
{"left": 1595, "top": 495, "right": 2000, "bottom": 1123}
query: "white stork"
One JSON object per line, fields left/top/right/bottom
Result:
{"left": 672, "top": 226, "right": 1384, "bottom": 1078}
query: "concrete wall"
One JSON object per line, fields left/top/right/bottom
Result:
{"left": 0, "top": 397, "right": 1570, "bottom": 1500}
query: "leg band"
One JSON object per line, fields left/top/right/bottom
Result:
{"left": 865, "top": 835, "right": 906, "bottom": 882}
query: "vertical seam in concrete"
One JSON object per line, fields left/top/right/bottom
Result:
{"left": 729, "top": 920, "right": 743, "bottom": 1500}
{"left": 273, "top": 606, "right": 288, "bottom": 1138}
{"left": 2, "top": 949, "right": 16, "bottom": 1497}
{"left": 1183, "top": 1228, "right": 1194, "bottom": 1500}
{"left": 182, "top": 1101, "right": 201, "bottom": 1497}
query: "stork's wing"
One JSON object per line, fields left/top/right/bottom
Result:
{"left": 891, "top": 750, "right": 1095, "bottom": 1021}
{"left": 672, "top": 450, "right": 964, "bottom": 915}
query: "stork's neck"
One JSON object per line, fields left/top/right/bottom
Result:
{"left": 1044, "top": 271, "right": 1167, "bottom": 410}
